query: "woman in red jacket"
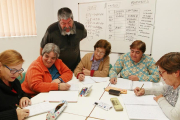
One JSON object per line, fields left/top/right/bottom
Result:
{"left": 21, "top": 43, "right": 73, "bottom": 97}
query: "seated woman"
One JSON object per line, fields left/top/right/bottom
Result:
{"left": 134, "top": 52, "right": 180, "bottom": 120}
{"left": 109, "top": 40, "right": 160, "bottom": 84}
{"left": 74, "top": 39, "right": 111, "bottom": 81}
{"left": 21, "top": 43, "right": 73, "bottom": 97}
{"left": 0, "top": 50, "right": 31, "bottom": 120}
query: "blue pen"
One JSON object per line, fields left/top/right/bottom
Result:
{"left": 80, "top": 89, "right": 83, "bottom": 96}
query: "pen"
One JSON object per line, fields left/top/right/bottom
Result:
{"left": 140, "top": 83, "right": 144, "bottom": 90}
{"left": 16, "top": 104, "right": 22, "bottom": 109}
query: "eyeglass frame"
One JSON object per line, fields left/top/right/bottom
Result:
{"left": 95, "top": 48, "right": 105, "bottom": 56}
{"left": 4, "top": 65, "right": 24, "bottom": 74}
{"left": 158, "top": 70, "right": 166, "bottom": 76}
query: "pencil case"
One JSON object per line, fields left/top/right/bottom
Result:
{"left": 46, "top": 100, "right": 67, "bottom": 120}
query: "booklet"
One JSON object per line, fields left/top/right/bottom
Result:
{"left": 109, "top": 78, "right": 152, "bottom": 90}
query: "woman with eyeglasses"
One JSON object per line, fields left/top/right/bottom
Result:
{"left": 21, "top": 43, "right": 73, "bottom": 97}
{"left": 74, "top": 39, "right": 111, "bottom": 81}
{"left": 0, "top": 50, "right": 31, "bottom": 120}
{"left": 109, "top": 40, "right": 160, "bottom": 84}
{"left": 134, "top": 52, "right": 180, "bottom": 120}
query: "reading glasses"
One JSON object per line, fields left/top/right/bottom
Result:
{"left": 4, "top": 65, "right": 24, "bottom": 74}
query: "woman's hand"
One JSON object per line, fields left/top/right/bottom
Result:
{"left": 59, "top": 83, "right": 71, "bottom": 91}
{"left": 134, "top": 87, "right": 145, "bottom": 96}
{"left": 110, "top": 78, "right": 117, "bottom": 84}
{"left": 19, "top": 97, "right": 31, "bottom": 108}
{"left": 129, "top": 75, "right": 139, "bottom": 81}
{"left": 82, "top": 68, "right": 90, "bottom": 76}
{"left": 51, "top": 79, "right": 61, "bottom": 83}
{"left": 154, "top": 94, "right": 163, "bottom": 102}
{"left": 78, "top": 74, "right": 85, "bottom": 81}
{"left": 16, "top": 109, "right": 29, "bottom": 120}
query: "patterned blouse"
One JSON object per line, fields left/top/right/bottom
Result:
{"left": 109, "top": 52, "right": 160, "bottom": 82}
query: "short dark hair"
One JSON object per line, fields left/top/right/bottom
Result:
{"left": 130, "top": 40, "right": 146, "bottom": 53}
{"left": 57, "top": 7, "right": 73, "bottom": 20}
{"left": 156, "top": 52, "right": 180, "bottom": 74}
{"left": 94, "top": 39, "right": 111, "bottom": 57}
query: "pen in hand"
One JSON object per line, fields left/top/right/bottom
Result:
{"left": 139, "top": 83, "right": 144, "bottom": 91}
{"left": 16, "top": 104, "right": 22, "bottom": 109}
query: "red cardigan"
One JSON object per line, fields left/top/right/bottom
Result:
{"left": 21, "top": 56, "right": 73, "bottom": 97}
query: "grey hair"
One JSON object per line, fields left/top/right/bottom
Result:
{"left": 42, "top": 43, "right": 60, "bottom": 58}
{"left": 57, "top": 7, "right": 73, "bottom": 21}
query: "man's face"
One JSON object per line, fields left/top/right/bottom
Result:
{"left": 59, "top": 18, "right": 73, "bottom": 33}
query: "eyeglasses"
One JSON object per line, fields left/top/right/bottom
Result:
{"left": 4, "top": 65, "right": 24, "bottom": 74}
{"left": 95, "top": 49, "right": 105, "bottom": 56}
{"left": 159, "top": 70, "right": 166, "bottom": 76}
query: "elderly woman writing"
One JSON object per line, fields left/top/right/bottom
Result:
{"left": 109, "top": 40, "right": 160, "bottom": 84}
{"left": 0, "top": 50, "right": 31, "bottom": 120}
{"left": 21, "top": 43, "right": 73, "bottom": 97}
{"left": 134, "top": 52, "right": 180, "bottom": 120}
{"left": 74, "top": 39, "right": 111, "bottom": 81}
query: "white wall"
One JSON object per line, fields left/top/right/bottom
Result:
{"left": 0, "top": 0, "right": 54, "bottom": 70}
{"left": 0, "top": 0, "right": 180, "bottom": 70}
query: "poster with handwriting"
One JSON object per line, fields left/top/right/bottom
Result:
{"left": 79, "top": 0, "right": 156, "bottom": 54}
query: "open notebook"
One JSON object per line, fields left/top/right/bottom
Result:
{"left": 24, "top": 101, "right": 54, "bottom": 117}
{"left": 121, "top": 94, "right": 169, "bottom": 120}
{"left": 47, "top": 91, "right": 79, "bottom": 103}
{"left": 110, "top": 78, "right": 152, "bottom": 90}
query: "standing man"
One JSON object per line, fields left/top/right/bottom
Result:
{"left": 40, "top": 7, "right": 87, "bottom": 72}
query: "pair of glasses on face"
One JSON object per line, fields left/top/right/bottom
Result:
{"left": 4, "top": 65, "right": 24, "bottom": 74}
{"left": 159, "top": 70, "right": 166, "bottom": 76}
{"left": 95, "top": 49, "right": 105, "bottom": 56}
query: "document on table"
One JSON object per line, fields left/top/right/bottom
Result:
{"left": 81, "top": 76, "right": 107, "bottom": 84}
{"left": 47, "top": 91, "right": 79, "bottom": 103}
{"left": 125, "top": 105, "right": 169, "bottom": 120}
{"left": 68, "top": 83, "right": 80, "bottom": 91}
{"left": 109, "top": 78, "right": 152, "bottom": 90}
{"left": 121, "top": 94, "right": 158, "bottom": 105}
{"left": 24, "top": 102, "right": 54, "bottom": 117}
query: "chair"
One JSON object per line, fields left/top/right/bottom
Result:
{"left": 17, "top": 72, "right": 26, "bottom": 84}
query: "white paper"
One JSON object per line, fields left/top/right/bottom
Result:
{"left": 24, "top": 102, "right": 54, "bottom": 117}
{"left": 91, "top": 77, "right": 107, "bottom": 83}
{"left": 121, "top": 94, "right": 158, "bottom": 105}
{"left": 132, "top": 81, "right": 152, "bottom": 90}
{"left": 125, "top": 105, "right": 169, "bottom": 120}
{"left": 81, "top": 76, "right": 95, "bottom": 84}
{"left": 68, "top": 83, "right": 80, "bottom": 91}
{"left": 47, "top": 91, "right": 79, "bottom": 103}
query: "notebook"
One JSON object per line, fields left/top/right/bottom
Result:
{"left": 47, "top": 91, "right": 79, "bottom": 103}
{"left": 110, "top": 78, "right": 152, "bottom": 90}
{"left": 121, "top": 94, "right": 169, "bottom": 120}
{"left": 24, "top": 101, "right": 54, "bottom": 117}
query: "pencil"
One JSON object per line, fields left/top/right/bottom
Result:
{"left": 16, "top": 104, "right": 22, "bottom": 109}
{"left": 140, "top": 84, "right": 144, "bottom": 90}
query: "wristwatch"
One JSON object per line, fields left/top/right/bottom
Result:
{"left": 58, "top": 77, "right": 63, "bottom": 83}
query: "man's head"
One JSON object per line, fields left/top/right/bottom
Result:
{"left": 58, "top": 7, "right": 74, "bottom": 33}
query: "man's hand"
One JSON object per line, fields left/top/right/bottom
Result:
{"left": 129, "top": 75, "right": 139, "bottom": 81}
{"left": 59, "top": 83, "right": 71, "bottom": 91}
{"left": 51, "top": 79, "right": 61, "bottom": 83}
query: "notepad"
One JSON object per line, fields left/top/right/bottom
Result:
{"left": 81, "top": 76, "right": 107, "bottom": 84}
{"left": 24, "top": 102, "right": 54, "bottom": 117}
{"left": 68, "top": 83, "right": 80, "bottom": 91}
{"left": 122, "top": 94, "right": 168, "bottom": 120}
{"left": 47, "top": 91, "right": 79, "bottom": 103}
{"left": 110, "top": 78, "right": 152, "bottom": 90}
